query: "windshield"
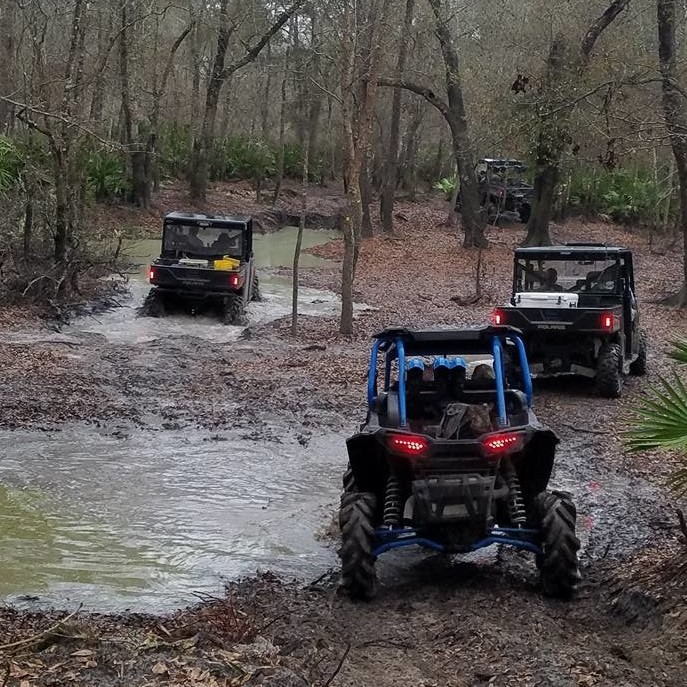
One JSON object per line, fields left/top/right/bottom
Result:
{"left": 516, "top": 257, "right": 620, "bottom": 294}
{"left": 163, "top": 223, "right": 243, "bottom": 258}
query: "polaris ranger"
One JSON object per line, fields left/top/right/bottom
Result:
{"left": 140, "top": 212, "right": 260, "bottom": 325}
{"left": 492, "top": 244, "right": 647, "bottom": 398}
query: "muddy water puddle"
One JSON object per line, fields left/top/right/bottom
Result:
{"left": 0, "top": 425, "right": 345, "bottom": 612}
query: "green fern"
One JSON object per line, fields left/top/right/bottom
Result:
{"left": 625, "top": 340, "right": 687, "bottom": 495}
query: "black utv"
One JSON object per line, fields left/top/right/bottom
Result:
{"left": 140, "top": 212, "right": 260, "bottom": 325}
{"left": 339, "top": 326, "right": 581, "bottom": 600}
{"left": 456, "top": 158, "right": 533, "bottom": 224}
{"left": 492, "top": 243, "right": 647, "bottom": 398}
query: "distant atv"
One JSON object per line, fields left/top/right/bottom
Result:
{"left": 339, "top": 326, "right": 581, "bottom": 600}
{"left": 456, "top": 158, "right": 533, "bottom": 224}
{"left": 141, "top": 212, "right": 260, "bottom": 325}
{"left": 492, "top": 243, "right": 647, "bottom": 398}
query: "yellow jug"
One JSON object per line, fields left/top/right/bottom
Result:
{"left": 213, "top": 257, "right": 240, "bottom": 271}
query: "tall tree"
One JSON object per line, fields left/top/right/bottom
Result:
{"left": 188, "top": 0, "right": 305, "bottom": 200}
{"left": 379, "top": 0, "right": 415, "bottom": 235}
{"left": 379, "top": 0, "right": 485, "bottom": 247}
{"left": 340, "top": 0, "right": 390, "bottom": 336}
{"left": 523, "top": 0, "right": 631, "bottom": 246}
{"left": 657, "top": 0, "right": 687, "bottom": 306}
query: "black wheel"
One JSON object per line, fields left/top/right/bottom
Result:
{"left": 139, "top": 289, "right": 165, "bottom": 318}
{"left": 534, "top": 490, "right": 581, "bottom": 599}
{"left": 596, "top": 342, "right": 622, "bottom": 398}
{"left": 339, "top": 492, "right": 378, "bottom": 600}
{"left": 222, "top": 293, "right": 246, "bottom": 326}
{"left": 629, "top": 329, "right": 647, "bottom": 376}
{"left": 251, "top": 271, "right": 262, "bottom": 302}
{"left": 519, "top": 203, "right": 531, "bottom": 223}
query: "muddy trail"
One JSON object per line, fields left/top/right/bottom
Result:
{"left": 0, "top": 209, "right": 686, "bottom": 686}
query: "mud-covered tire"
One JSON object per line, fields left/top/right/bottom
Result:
{"left": 251, "top": 272, "right": 262, "bottom": 302}
{"left": 221, "top": 294, "right": 246, "bottom": 326}
{"left": 534, "top": 491, "right": 581, "bottom": 599}
{"left": 596, "top": 342, "right": 622, "bottom": 398}
{"left": 139, "top": 289, "right": 165, "bottom": 318}
{"left": 339, "top": 492, "right": 378, "bottom": 600}
{"left": 629, "top": 330, "right": 647, "bottom": 376}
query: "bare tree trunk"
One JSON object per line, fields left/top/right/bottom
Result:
{"left": 292, "top": 133, "right": 310, "bottom": 334}
{"left": 119, "top": 0, "right": 151, "bottom": 208}
{"left": 0, "top": 1, "right": 18, "bottom": 131}
{"left": 658, "top": 0, "right": 687, "bottom": 306}
{"left": 340, "top": 0, "right": 390, "bottom": 336}
{"left": 399, "top": 102, "right": 424, "bottom": 197}
{"left": 380, "top": 0, "right": 414, "bottom": 234}
{"left": 151, "top": 22, "right": 193, "bottom": 192}
{"left": 273, "top": 58, "right": 289, "bottom": 205}
{"left": 261, "top": 42, "right": 272, "bottom": 141}
{"left": 189, "top": 1, "right": 305, "bottom": 200}
{"left": 427, "top": 0, "right": 484, "bottom": 248}
{"left": 360, "top": 154, "right": 374, "bottom": 238}
{"left": 524, "top": 0, "right": 630, "bottom": 245}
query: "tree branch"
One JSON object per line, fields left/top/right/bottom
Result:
{"left": 580, "top": 0, "right": 631, "bottom": 64}
{"left": 221, "top": 0, "right": 306, "bottom": 79}
{"left": 377, "top": 77, "right": 450, "bottom": 120}
{"left": 6, "top": 96, "right": 123, "bottom": 149}
{"left": 159, "top": 21, "right": 194, "bottom": 99}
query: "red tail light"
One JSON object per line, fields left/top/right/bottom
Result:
{"left": 600, "top": 311, "right": 617, "bottom": 331}
{"left": 386, "top": 432, "right": 431, "bottom": 459}
{"left": 149, "top": 267, "right": 156, "bottom": 283}
{"left": 229, "top": 273, "right": 240, "bottom": 288}
{"left": 482, "top": 432, "right": 523, "bottom": 458}
{"left": 492, "top": 308, "right": 506, "bottom": 326}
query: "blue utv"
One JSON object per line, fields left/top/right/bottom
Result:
{"left": 339, "top": 325, "right": 581, "bottom": 600}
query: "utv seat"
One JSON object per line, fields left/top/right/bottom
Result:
{"left": 458, "top": 388, "right": 529, "bottom": 423}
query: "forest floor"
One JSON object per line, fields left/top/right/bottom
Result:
{"left": 0, "top": 181, "right": 686, "bottom": 686}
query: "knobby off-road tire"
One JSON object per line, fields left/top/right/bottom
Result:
{"left": 596, "top": 342, "right": 622, "bottom": 398}
{"left": 535, "top": 491, "right": 581, "bottom": 599}
{"left": 251, "top": 272, "right": 262, "bottom": 302}
{"left": 222, "top": 293, "right": 247, "bottom": 326}
{"left": 629, "top": 329, "right": 647, "bottom": 376}
{"left": 339, "top": 492, "right": 378, "bottom": 600}
{"left": 139, "top": 289, "right": 165, "bottom": 318}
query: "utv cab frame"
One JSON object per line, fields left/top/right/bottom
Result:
{"left": 493, "top": 243, "right": 646, "bottom": 398}
{"left": 141, "top": 212, "right": 261, "bottom": 325}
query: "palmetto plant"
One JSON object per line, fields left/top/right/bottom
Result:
{"left": 626, "top": 340, "right": 687, "bottom": 495}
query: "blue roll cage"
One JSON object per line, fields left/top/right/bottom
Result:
{"left": 367, "top": 332, "right": 533, "bottom": 428}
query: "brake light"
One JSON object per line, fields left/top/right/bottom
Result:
{"left": 600, "top": 311, "right": 617, "bottom": 331}
{"left": 492, "top": 308, "right": 506, "bottom": 326}
{"left": 482, "top": 432, "right": 523, "bottom": 457}
{"left": 149, "top": 267, "right": 155, "bottom": 283}
{"left": 386, "top": 433, "right": 431, "bottom": 459}
{"left": 229, "top": 273, "right": 240, "bottom": 288}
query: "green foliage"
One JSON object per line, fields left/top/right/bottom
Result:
{"left": 209, "top": 136, "right": 277, "bottom": 183}
{"left": 283, "top": 143, "right": 304, "bottom": 178}
{"left": 158, "top": 124, "right": 193, "bottom": 180}
{"left": 564, "top": 166, "right": 673, "bottom": 225}
{"left": 669, "top": 339, "right": 687, "bottom": 365}
{"left": 626, "top": 340, "right": 687, "bottom": 495}
{"left": 86, "top": 150, "right": 129, "bottom": 201}
{"left": 0, "top": 136, "right": 23, "bottom": 194}
{"left": 433, "top": 175, "right": 457, "bottom": 199}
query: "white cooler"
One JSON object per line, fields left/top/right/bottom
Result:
{"left": 515, "top": 292, "right": 579, "bottom": 309}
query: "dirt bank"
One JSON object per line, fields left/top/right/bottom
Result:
{"left": 1, "top": 192, "right": 686, "bottom": 685}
